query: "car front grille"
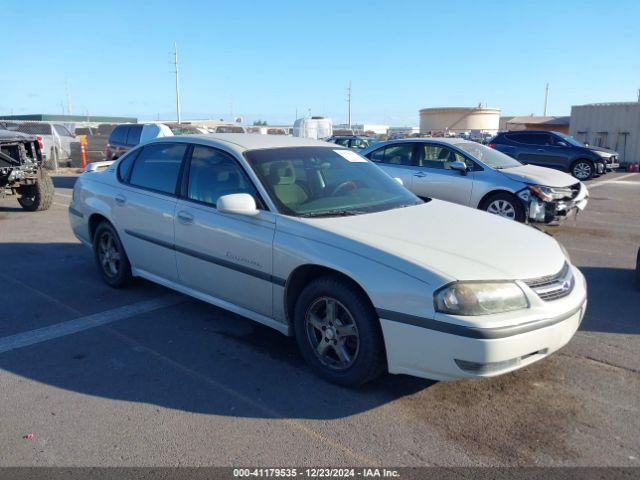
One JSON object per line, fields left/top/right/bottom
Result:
{"left": 569, "top": 183, "right": 581, "bottom": 199}
{"left": 523, "top": 262, "right": 574, "bottom": 301}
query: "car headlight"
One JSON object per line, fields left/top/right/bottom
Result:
{"left": 529, "top": 185, "right": 572, "bottom": 202}
{"left": 434, "top": 282, "right": 529, "bottom": 316}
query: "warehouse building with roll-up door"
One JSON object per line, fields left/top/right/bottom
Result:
{"left": 569, "top": 102, "right": 640, "bottom": 167}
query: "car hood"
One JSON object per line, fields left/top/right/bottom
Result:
{"left": 587, "top": 145, "right": 618, "bottom": 157}
{"left": 303, "top": 200, "right": 566, "bottom": 282}
{"left": 498, "top": 164, "right": 577, "bottom": 187}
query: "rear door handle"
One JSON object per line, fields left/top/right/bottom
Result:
{"left": 413, "top": 172, "right": 427, "bottom": 178}
{"left": 114, "top": 194, "right": 126, "bottom": 205}
{"left": 536, "top": 149, "right": 545, "bottom": 152}
{"left": 177, "top": 211, "right": 194, "bottom": 224}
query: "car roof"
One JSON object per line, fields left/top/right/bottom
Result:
{"left": 149, "top": 133, "right": 332, "bottom": 152}
{"left": 0, "top": 129, "right": 36, "bottom": 141}
{"left": 374, "top": 137, "right": 472, "bottom": 146}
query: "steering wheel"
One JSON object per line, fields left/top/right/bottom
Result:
{"left": 332, "top": 181, "right": 357, "bottom": 196}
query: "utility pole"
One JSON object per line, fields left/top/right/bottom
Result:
{"left": 347, "top": 81, "right": 352, "bottom": 128}
{"left": 172, "top": 42, "right": 182, "bottom": 123}
{"left": 543, "top": 83, "right": 549, "bottom": 116}
{"left": 637, "top": 88, "right": 639, "bottom": 102}
{"left": 65, "top": 78, "right": 73, "bottom": 116}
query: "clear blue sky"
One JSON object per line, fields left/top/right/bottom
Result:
{"left": 2, "top": 0, "right": 639, "bottom": 125}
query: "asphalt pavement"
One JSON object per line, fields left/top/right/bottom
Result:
{"left": 0, "top": 171, "right": 638, "bottom": 467}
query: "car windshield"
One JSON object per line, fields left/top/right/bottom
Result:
{"left": 244, "top": 146, "right": 423, "bottom": 217}
{"left": 456, "top": 142, "right": 523, "bottom": 169}
{"left": 556, "top": 132, "right": 584, "bottom": 147}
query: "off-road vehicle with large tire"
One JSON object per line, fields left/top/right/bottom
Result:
{"left": 0, "top": 129, "right": 54, "bottom": 211}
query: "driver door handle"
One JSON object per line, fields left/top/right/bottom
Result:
{"left": 114, "top": 194, "right": 126, "bottom": 205}
{"left": 413, "top": 171, "right": 427, "bottom": 178}
{"left": 177, "top": 210, "right": 194, "bottom": 225}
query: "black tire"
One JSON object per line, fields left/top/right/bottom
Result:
{"left": 480, "top": 192, "right": 526, "bottom": 222}
{"left": 92, "top": 221, "right": 133, "bottom": 288}
{"left": 293, "top": 275, "right": 386, "bottom": 387}
{"left": 17, "top": 168, "right": 54, "bottom": 211}
{"left": 571, "top": 159, "right": 595, "bottom": 181}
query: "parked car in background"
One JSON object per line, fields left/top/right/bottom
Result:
{"left": 105, "top": 123, "right": 173, "bottom": 160}
{"left": 69, "top": 134, "right": 586, "bottom": 386}
{"left": 360, "top": 138, "right": 588, "bottom": 224}
{"left": 326, "top": 135, "right": 377, "bottom": 151}
{"left": 211, "top": 125, "right": 246, "bottom": 133}
{"left": 488, "top": 130, "right": 619, "bottom": 180}
{"left": 2, "top": 121, "right": 79, "bottom": 167}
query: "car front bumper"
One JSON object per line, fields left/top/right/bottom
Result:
{"left": 523, "top": 183, "right": 589, "bottom": 224}
{"left": 379, "top": 266, "right": 587, "bottom": 381}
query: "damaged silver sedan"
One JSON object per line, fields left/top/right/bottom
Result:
{"left": 360, "top": 138, "right": 588, "bottom": 224}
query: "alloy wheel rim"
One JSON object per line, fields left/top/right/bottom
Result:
{"left": 487, "top": 200, "right": 516, "bottom": 219}
{"left": 305, "top": 297, "right": 360, "bottom": 371}
{"left": 98, "top": 232, "right": 121, "bottom": 277}
{"left": 574, "top": 163, "right": 591, "bottom": 179}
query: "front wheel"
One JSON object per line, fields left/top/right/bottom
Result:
{"left": 480, "top": 192, "right": 525, "bottom": 222}
{"left": 294, "top": 276, "right": 386, "bottom": 387}
{"left": 571, "top": 160, "right": 594, "bottom": 180}
{"left": 17, "top": 168, "right": 54, "bottom": 211}
{"left": 93, "top": 222, "right": 133, "bottom": 288}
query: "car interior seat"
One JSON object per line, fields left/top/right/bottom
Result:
{"left": 267, "top": 161, "right": 308, "bottom": 206}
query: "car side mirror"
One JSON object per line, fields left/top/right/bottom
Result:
{"left": 449, "top": 161, "right": 468, "bottom": 175}
{"left": 557, "top": 141, "right": 568, "bottom": 147}
{"left": 217, "top": 193, "right": 259, "bottom": 216}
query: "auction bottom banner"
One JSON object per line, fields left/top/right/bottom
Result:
{"left": 0, "top": 468, "right": 637, "bottom": 480}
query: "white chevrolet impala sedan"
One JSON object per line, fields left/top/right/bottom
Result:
{"left": 69, "top": 134, "right": 587, "bottom": 386}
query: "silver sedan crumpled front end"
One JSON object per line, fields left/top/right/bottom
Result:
{"left": 517, "top": 182, "right": 588, "bottom": 223}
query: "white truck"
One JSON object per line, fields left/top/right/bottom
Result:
{"left": 293, "top": 116, "right": 332, "bottom": 140}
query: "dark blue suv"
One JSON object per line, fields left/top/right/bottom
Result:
{"left": 489, "top": 130, "right": 619, "bottom": 181}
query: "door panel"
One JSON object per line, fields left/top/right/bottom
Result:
{"left": 411, "top": 144, "right": 474, "bottom": 205}
{"left": 113, "top": 142, "right": 188, "bottom": 282}
{"left": 113, "top": 186, "right": 179, "bottom": 281}
{"left": 174, "top": 144, "right": 275, "bottom": 317}
{"left": 174, "top": 202, "right": 276, "bottom": 317}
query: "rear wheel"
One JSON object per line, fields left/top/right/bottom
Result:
{"left": 480, "top": 192, "right": 525, "bottom": 222}
{"left": 571, "top": 160, "right": 594, "bottom": 180}
{"left": 93, "top": 222, "right": 132, "bottom": 288}
{"left": 17, "top": 168, "right": 54, "bottom": 211}
{"left": 294, "top": 276, "right": 386, "bottom": 387}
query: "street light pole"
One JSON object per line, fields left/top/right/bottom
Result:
{"left": 173, "top": 42, "right": 182, "bottom": 124}
{"left": 347, "top": 81, "right": 352, "bottom": 129}
{"left": 543, "top": 83, "right": 549, "bottom": 116}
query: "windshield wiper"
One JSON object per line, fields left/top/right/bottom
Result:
{"left": 300, "top": 209, "right": 366, "bottom": 218}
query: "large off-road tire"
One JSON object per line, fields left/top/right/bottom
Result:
{"left": 479, "top": 191, "right": 526, "bottom": 222}
{"left": 17, "top": 168, "right": 54, "bottom": 211}
{"left": 294, "top": 275, "right": 386, "bottom": 387}
{"left": 571, "top": 159, "right": 595, "bottom": 181}
{"left": 93, "top": 221, "right": 133, "bottom": 288}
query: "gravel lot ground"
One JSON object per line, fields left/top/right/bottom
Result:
{"left": 0, "top": 171, "right": 638, "bottom": 467}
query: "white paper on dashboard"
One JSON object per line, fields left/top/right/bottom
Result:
{"left": 333, "top": 149, "right": 368, "bottom": 162}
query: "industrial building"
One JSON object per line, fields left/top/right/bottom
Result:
{"left": 569, "top": 102, "right": 640, "bottom": 166}
{"left": 419, "top": 106, "right": 500, "bottom": 135}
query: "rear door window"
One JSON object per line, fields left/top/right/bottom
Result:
{"left": 126, "top": 125, "right": 143, "bottom": 146}
{"left": 129, "top": 143, "right": 187, "bottom": 194}
{"left": 379, "top": 143, "right": 415, "bottom": 166}
{"left": 507, "top": 133, "right": 552, "bottom": 145}
{"left": 109, "top": 126, "right": 128, "bottom": 145}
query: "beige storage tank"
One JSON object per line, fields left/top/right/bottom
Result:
{"left": 419, "top": 107, "right": 500, "bottom": 134}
